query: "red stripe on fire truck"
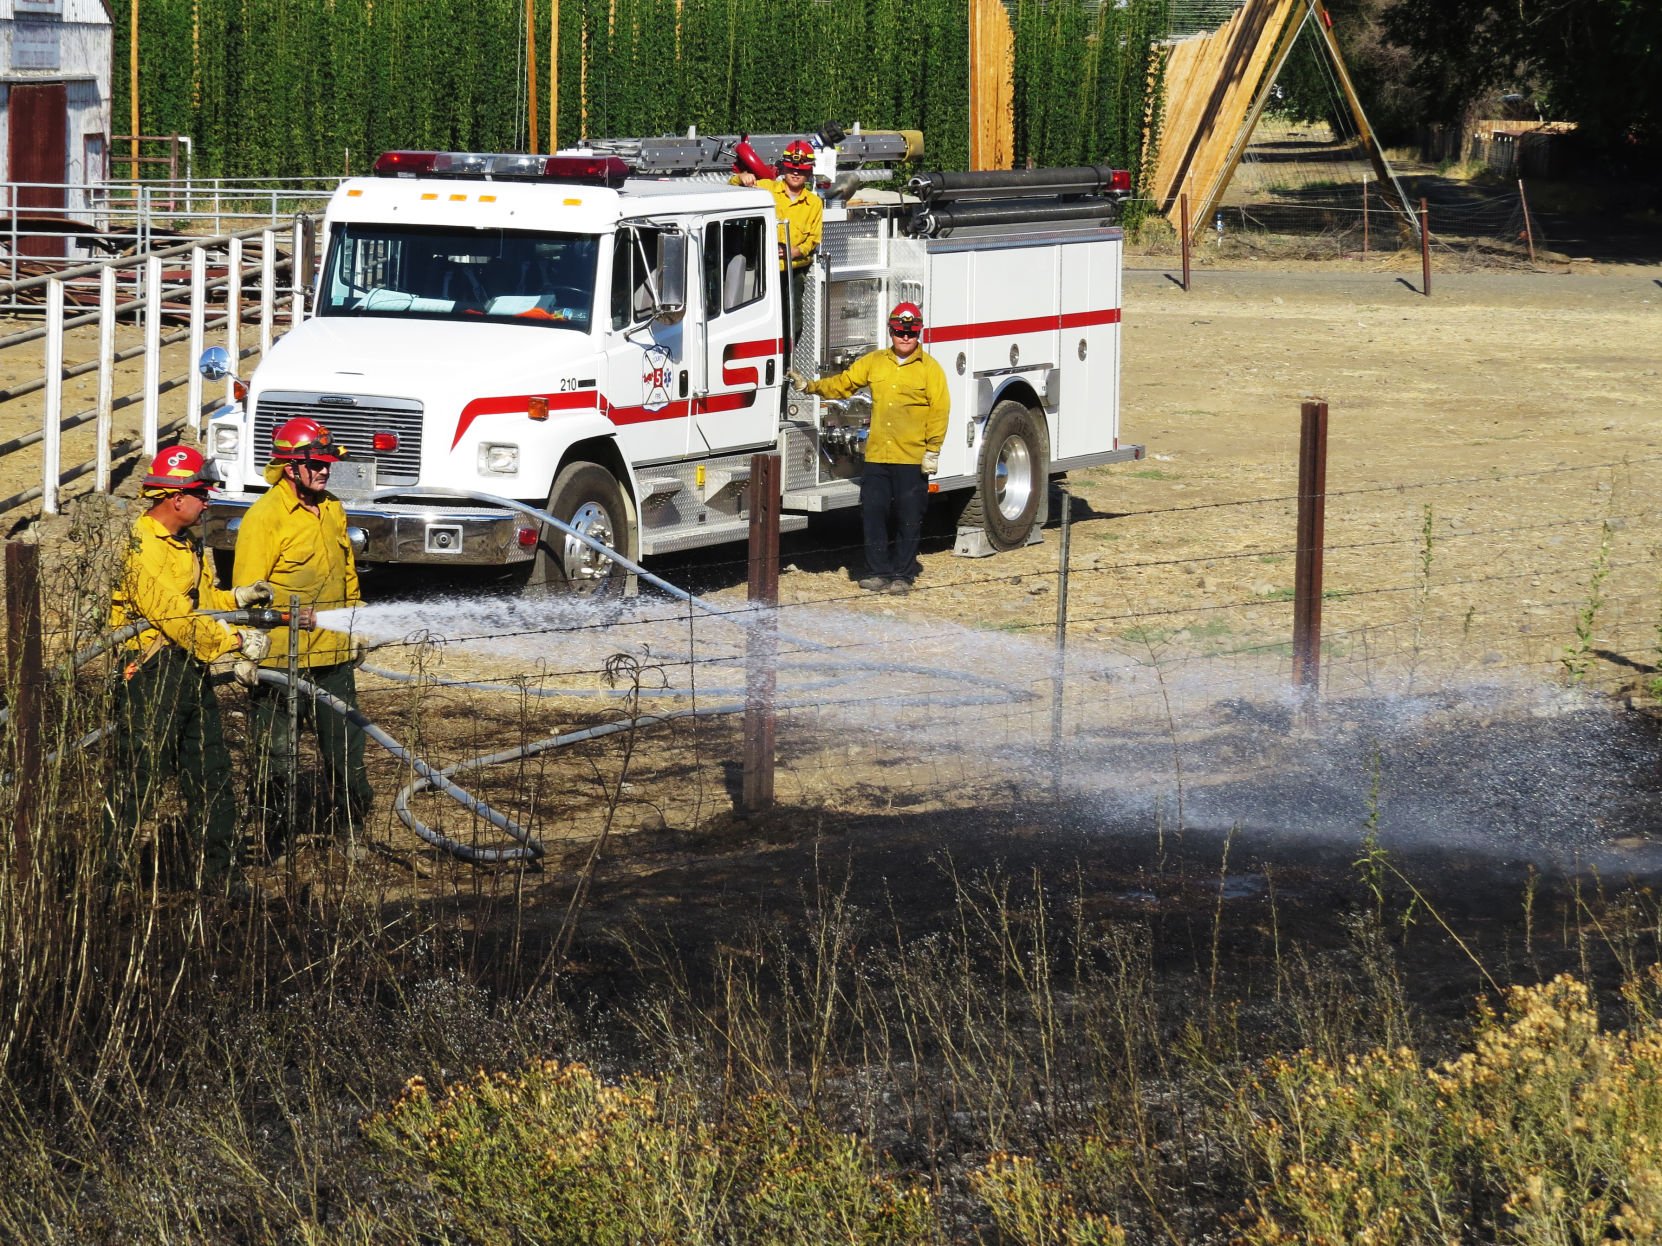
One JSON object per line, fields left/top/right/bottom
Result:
{"left": 719, "top": 337, "right": 783, "bottom": 388}
{"left": 923, "top": 308, "right": 1121, "bottom": 345}
{"left": 452, "top": 391, "right": 596, "bottom": 448}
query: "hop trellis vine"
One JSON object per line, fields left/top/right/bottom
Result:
{"left": 112, "top": 0, "right": 1170, "bottom": 181}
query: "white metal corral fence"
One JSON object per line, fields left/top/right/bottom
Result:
{"left": 0, "top": 216, "right": 321, "bottom": 518}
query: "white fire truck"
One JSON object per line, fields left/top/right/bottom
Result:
{"left": 200, "top": 130, "right": 1144, "bottom": 587}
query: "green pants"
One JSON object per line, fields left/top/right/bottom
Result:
{"left": 248, "top": 661, "right": 373, "bottom": 836}
{"left": 107, "top": 647, "right": 239, "bottom": 882}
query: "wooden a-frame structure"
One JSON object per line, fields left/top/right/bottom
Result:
{"left": 1148, "top": 0, "right": 1417, "bottom": 240}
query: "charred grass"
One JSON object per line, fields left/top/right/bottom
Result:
{"left": 3, "top": 519, "right": 1662, "bottom": 1241}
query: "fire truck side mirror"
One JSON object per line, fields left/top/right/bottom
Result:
{"left": 653, "top": 233, "right": 687, "bottom": 319}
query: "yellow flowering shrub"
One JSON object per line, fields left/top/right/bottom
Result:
{"left": 1236, "top": 974, "right": 1662, "bottom": 1246}
{"left": 362, "top": 1060, "right": 932, "bottom": 1244}
{"left": 972, "top": 1152, "right": 1128, "bottom": 1246}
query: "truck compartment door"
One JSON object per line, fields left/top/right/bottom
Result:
{"left": 1054, "top": 235, "right": 1122, "bottom": 460}
{"left": 695, "top": 214, "right": 780, "bottom": 452}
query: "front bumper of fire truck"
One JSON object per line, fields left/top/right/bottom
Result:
{"left": 202, "top": 494, "right": 539, "bottom": 566}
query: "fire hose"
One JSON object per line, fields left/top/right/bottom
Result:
{"left": 6, "top": 491, "right": 1033, "bottom": 864}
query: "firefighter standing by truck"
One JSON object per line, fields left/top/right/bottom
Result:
{"left": 731, "top": 139, "right": 823, "bottom": 350}
{"left": 790, "top": 302, "right": 949, "bottom": 595}
{"left": 232, "top": 418, "right": 373, "bottom": 852}
{"left": 107, "top": 446, "right": 275, "bottom": 891}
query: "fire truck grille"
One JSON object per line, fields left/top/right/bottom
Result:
{"left": 253, "top": 392, "right": 424, "bottom": 485}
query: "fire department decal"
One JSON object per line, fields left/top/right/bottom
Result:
{"left": 641, "top": 344, "right": 672, "bottom": 412}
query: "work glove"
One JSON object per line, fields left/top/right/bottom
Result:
{"left": 350, "top": 635, "right": 369, "bottom": 668}
{"left": 209, "top": 651, "right": 262, "bottom": 690}
{"left": 237, "top": 628, "right": 271, "bottom": 662}
{"left": 921, "top": 450, "right": 940, "bottom": 475}
{"left": 785, "top": 368, "right": 809, "bottom": 391}
{"left": 233, "top": 580, "right": 276, "bottom": 607}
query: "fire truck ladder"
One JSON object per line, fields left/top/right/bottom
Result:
{"left": 561, "top": 127, "right": 919, "bottom": 178}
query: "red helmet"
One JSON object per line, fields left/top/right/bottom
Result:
{"left": 142, "top": 445, "right": 219, "bottom": 495}
{"left": 887, "top": 301, "right": 924, "bottom": 335}
{"left": 780, "top": 140, "right": 815, "bottom": 172}
{"left": 269, "top": 416, "right": 347, "bottom": 463}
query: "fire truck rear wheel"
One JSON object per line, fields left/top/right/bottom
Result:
{"left": 960, "top": 399, "right": 1046, "bottom": 551}
{"left": 528, "top": 461, "right": 630, "bottom": 594}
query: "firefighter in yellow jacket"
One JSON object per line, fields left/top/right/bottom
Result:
{"left": 108, "top": 446, "right": 275, "bottom": 889}
{"left": 789, "top": 302, "right": 949, "bottom": 595}
{"left": 232, "top": 417, "right": 372, "bottom": 848}
{"left": 731, "top": 139, "right": 823, "bottom": 350}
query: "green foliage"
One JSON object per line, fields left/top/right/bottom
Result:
{"left": 108, "top": 0, "right": 1168, "bottom": 180}
{"left": 1561, "top": 518, "right": 1613, "bottom": 683}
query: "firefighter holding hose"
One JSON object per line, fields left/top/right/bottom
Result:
{"left": 731, "top": 138, "right": 823, "bottom": 350}
{"left": 107, "top": 446, "right": 276, "bottom": 891}
{"left": 789, "top": 301, "right": 949, "bottom": 595}
{"left": 232, "top": 418, "right": 372, "bottom": 854}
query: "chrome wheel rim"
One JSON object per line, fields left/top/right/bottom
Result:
{"left": 561, "top": 500, "right": 617, "bottom": 582}
{"left": 994, "top": 436, "right": 1033, "bottom": 522}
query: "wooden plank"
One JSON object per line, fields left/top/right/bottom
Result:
{"left": 968, "top": 0, "right": 1014, "bottom": 171}
{"left": 1148, "top": 0, "right": 1303, "bottom": 227}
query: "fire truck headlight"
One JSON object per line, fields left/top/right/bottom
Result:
{"left": 212, "top": 423, "right": 240, "bottom": 458}
{"left": 478, "top": 443, "right": 521, "bottom": 476}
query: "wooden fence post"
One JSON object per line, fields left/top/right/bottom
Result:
{"left": 742, "top": 453, "right": 781, "bottom": 813}
{"left": 1292, "top": 402, "right": 1328, "bottom": 694}
{"left": 1419, "top": 198, "right": 1431, "bottom": 297}
{"left": 1180, "top": 192, "right": 1192, "bottom": 292}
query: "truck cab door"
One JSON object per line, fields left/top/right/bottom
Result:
{"left": 604, "top": 224, "right": 692, "bottom": 462}
{"left": 693, "top": 214, "right": 780, "bottom": 452}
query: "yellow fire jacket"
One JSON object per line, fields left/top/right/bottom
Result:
{"left": 805, "top": 347, "right": 951, "bottom": 465}
{"left": 109, "top": 513, "right": 242, "bottom": 664}
{"left": 729, "top": 175, "right": 823, "bottom": 270}
{"left": 232, "top": 479, "right": 361, "bottom": 668}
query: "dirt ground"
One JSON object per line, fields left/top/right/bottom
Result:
{"left": 5, "top": 257, "right": 1661, "bottom": 904}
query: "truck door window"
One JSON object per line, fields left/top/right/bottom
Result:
{"left": 700, "top": 217, "right": 765, "bottom": 319}
{"left": 320, "top": 225, "right": 597, "bottom": 331}
{"left": 611, "top": 226, "right": 666, "bottom": 330}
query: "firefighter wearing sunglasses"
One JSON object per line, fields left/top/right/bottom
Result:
{"left": 788, "top": 302, "right": 948, "bottom": 595}
{"left": 233, "top": 417, "right": 373, "bottom": 858}
{"left": 106, "top": 447, "right": 276, "bottom": 893}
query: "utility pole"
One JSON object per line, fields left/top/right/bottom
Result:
{"left": 526, "top": 0, "right": 540, "bottom": 152}
{"left": 549, "top": 0, "right": 560, "bottom": 151}
{"left": 130, "top": 0, "right": 140, "bottom": 180}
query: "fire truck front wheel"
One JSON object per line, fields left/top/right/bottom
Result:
{"left": 528, "top": 461, "right": 631, "bottom": 594}
{"left": 961, "top": 400, "right": 1046, "bottom": 551}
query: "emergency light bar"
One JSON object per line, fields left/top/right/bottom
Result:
{"left": 372, "top": 150, "right": 631, "bottom": 188}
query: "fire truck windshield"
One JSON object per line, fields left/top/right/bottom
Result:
{"left": 319, "top": 225, "right": 599, "bottom": 331}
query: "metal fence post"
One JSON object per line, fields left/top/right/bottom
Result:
{"left": 742, "top": 453, "right": 781, "bottom": 813}
{"left": 142, "top": 254, "right": 162, "bottom": 458}
{"left": 291, "top": 215, "right": 313, "bottom": 327}
{"left": 41, "top": 281, "right": 63, "bottom": 516}
{"left": 287, "top": 592, "right": 301, "bottom": 838}
{"left": 1051, "top": 486, "right": 1072, "bottom": 801}
{"left": 259, "top": 228, "right": 276, "bottom": 357}
{"left": 96, "top": 265, "right": 116, "bottom": 492}
{"left": 226, "top": 234, "right": 243, "bottom": 398}
{"left": 1292, "top": 401, "right": 1329, "bottom": 694}
{"left": 187, "top": 246, "right": 206, "bottom": 433}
